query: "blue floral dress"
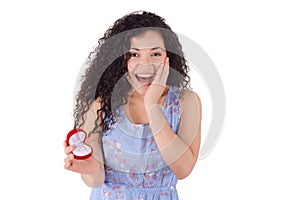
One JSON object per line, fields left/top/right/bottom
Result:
{"left": 90, "top": 86, "right": 182, "bottom": 200}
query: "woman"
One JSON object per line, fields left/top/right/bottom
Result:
{"left": 64, "top": 11, "right": 202, "bottom": 200}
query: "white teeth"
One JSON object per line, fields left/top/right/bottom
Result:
{"left": 136, "top": 74, "right": 154, "bottom": 78}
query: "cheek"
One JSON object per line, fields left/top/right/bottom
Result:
{"left": 157, "top": 57, "right": 166, "bottom": 64}
{"left": 154, "top": 54, "right": 167, "bottom": 64}
{"left": 127, "top": 60, "right": 137, "bottom": 71}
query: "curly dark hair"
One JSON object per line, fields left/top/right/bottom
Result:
{"left": 73, "top": 11, "right": 191, "bottom": 135}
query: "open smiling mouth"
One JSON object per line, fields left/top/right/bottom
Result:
{"left": 135, "top": 73, "right": 156, "bottom": 84}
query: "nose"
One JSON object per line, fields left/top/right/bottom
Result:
{"left": 139, "top": 54, "right": 151, "bottom": 66}
{"left": 134, "top": 55, "right": 156, "bottom": 73}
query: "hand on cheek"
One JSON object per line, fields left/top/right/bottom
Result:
{"left": 144, "top": 57, "right": 170, "bottom": 108}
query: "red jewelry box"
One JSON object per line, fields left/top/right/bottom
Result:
{"left": 66, "top": 129, "right": 92, "bottom": 160}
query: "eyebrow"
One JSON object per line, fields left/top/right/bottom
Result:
{"left": 129, "top": 47, "right": 166, "bottom": 51}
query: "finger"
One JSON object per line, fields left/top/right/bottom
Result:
{"left": 64, "top": 162, "right": 73, "bottom": 170}
{"left": 164, "top": 57, "right": 169, "bottom": 67}
{"left": 153, "top": 63, "right": 164, "bottom": 83}
{"left": 162, "top": 67, "right": 169, "bottom": 84}
{"left": 63, "top": 140, "right": 67, "bottom": 147}
{"left": 64, "top": 154, "right": 74, "bottom": 163}
{"left": 162, "top": 56, "right": 169, "bottom": 74}
{"left": 68, "top": 153, "right": 74, "bottom": 160}
{"left": 155, "top": 58, "right": 169, "bottom": 85}
{"left": 64, "top": 145, "right": 75, "bottom": 154}
{"left": 64, "top": 158, "right": 72, "bottom": 169}
{"left": 162, "top": 58, "right": 170, "bottom": 83}
{"left": 64, "top": 153, "right": 75, "bottom": 169}
{"left": 64, "top": 157, "right": 71, "bottom": 164}
{"left": 161, "top": 57, "right": 169, "bottom": 79}
{"left": 65, "top": 159, "right": 81, "bottom": 173}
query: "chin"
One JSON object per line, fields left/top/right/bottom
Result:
{"left": 134, "top": 84, "right": 151, "bottom": 96}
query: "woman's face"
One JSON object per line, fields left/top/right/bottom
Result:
{"left": 127, "top": 30, "right": 167, "bottom": 95}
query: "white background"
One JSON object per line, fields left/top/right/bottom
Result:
{"left": 0, "top": 0, "right": 299, "bottom": 199}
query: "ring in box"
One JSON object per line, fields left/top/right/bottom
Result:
{"left": 66, "top": 129, "right": 92, "bottom": 160}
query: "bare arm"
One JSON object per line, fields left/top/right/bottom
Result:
{"left": 80, "top": 133, "right": 105, "bottom": 187}
{"left": 64, "top": 100, "right": 105, "bottom": 187}
{"left": 147, "top": 90, "right": 202, "bottom": 179}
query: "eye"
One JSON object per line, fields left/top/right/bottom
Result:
{"left": 129, "top": 52, "right": 139, "bottom": 57}
{"left": 152, "top": 52, "right": 162, "bottom": 57}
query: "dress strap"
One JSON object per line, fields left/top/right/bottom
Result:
{"left": 162, "top": 86, "right": 182, "bottom": 133}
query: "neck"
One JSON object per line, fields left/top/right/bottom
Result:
{"left": 127, "top": 89, "right": 145, "bottom": 103}
{"left": 127, "top": 87, "right": 169, "bottom": 104}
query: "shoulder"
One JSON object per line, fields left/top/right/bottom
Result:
{"left": 91, "top": 97, "right": 102, "bottom": 114}
{"left": 81, "top": 98, "right": 103, "bottom": 133}
{"left": 180, "top": 89, "right": 201, "bottom": 105}
{"left": 90, "top": 98, "right": 103, "bottom": 125}
{"left": 179, "top": 89, "right": 202, "bottom": 114}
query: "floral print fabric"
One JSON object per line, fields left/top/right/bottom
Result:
{"left": 90, "top": 86, "right": 182, "bottom": 200}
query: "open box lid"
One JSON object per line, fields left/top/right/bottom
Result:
{"left": 66, "top": 129, "right": 92, "bottom": 160}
